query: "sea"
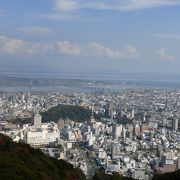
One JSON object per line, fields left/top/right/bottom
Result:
{"left": 0, "top": 72, "right": 180, "bottom": 92}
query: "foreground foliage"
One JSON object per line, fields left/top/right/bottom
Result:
{"left": 0, "top": 134, "right": 86, "bottom": 180}
{"left": 153, "top": 170, "right": 180, "bottom": 180}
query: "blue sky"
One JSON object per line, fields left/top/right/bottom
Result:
{"left": 1, "top": 0, "right": 180, "bottom": 76}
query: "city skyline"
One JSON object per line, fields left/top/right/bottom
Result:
{"left": 1, "top": 0, "right": 180, "bottom": 76}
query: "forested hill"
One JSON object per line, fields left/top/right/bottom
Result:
{"left": 41, "top": 104, "right": 92, "bottom": 123}
{"left": 152, "top": 170, "right": 180, "bottom": 180}
{"left": 0, "top": 134, "right": 86, "bottom": 180}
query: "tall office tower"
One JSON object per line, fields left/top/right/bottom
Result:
{"left": 90, "top": 105, "right": 96, "bottom": 124}
{"left": 173, "top": 118, "right": 179, "bottom": 131}
{"left": 112, "top": 125, "right": 122, "bottom": 139}
{"left": 33, "top": 113, "right": 42, "bottom": 127}
{"left": 133, "top": 124, "right": 141, "bottom": 135}
{"left": 130, "top": 109, "right": 135, "bottom": 119}
{"left": 0, "top": 98, "right": 2, "bottom": 108}
{"left": 105, "top": 101, "right": 113, "bottom": 118}
{"left": 111, "top": 143, "right": 121, "bottom": 158}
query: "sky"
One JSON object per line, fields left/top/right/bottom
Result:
{"left": 0, "top": 0, "right": 180, "bottom": 77}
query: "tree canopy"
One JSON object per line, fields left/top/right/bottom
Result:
{"left": 0, "top": 134, "right": 85, "bottom": 180}
{"left": 41, "top": 104, "right": 92, "bottom": 123}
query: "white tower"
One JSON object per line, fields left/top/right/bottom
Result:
{"left": 33, "top": 113, "right": 42, "bottom": 127}
{"left": 112, "top": 125, "right": 122, "bottom": 139}
{"left": 131, "top": 109, "right": 135, "bottom": 119}
{"left": 173, "top": 118, "right": 178, "bottom": 131}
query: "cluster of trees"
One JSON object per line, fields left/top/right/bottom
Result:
{"left": 152, "top": 170, "right": 180, "bottom": 180}
{"left": 93, "top": 170, "right": 180, "bottom": 180}
{"left": 41, "top": 104, "right": 92, "bottom": 123}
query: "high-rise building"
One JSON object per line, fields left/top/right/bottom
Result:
{"left": 131, "top": 169, "right": 146, "bottom": 180}
{"left": 111, "top": 143, "right": 121, "bottom": 158}
{"left": 90, "top": 105, "right": 96, "bottom": 124}
{"left": 172, "top": 118, "right": 178, "bottom": 131}
{"left": 112, "top": 125, "right": 122, "bottom": 139}
{"left": 58, "top": 119, "right": 65, "bottom": 130}
{"left": 133, "top": 124, "right": 141, "bottom": 135}
{"left": 130, "top": 109, "right": 135, "bottom": 119}
{"left": 33, "top": 113, "right": 42, "bottom": 127}
{"left": 0, "top": 98, "right": 2, "bottom": 108}
{"left": 98, "top": 148, "right": 107, "bottom": 159}
{"left": 105, "top": 101, "right": 113, "bottom": 118}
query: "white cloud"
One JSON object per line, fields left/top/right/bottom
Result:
{"left": 57, "top": 41, "right": 81, "bottom": 55}
{"left": 33, "top": 12, "right": 78, "bottom": 21}
{"left": 118, "top": 0, "right": 180, "bottom": 11}
{"left": 157, "top": 48, "right": 174, "bottom": 60}
{"left": 18, "top": 26, "right": 53, "bottom": 35}
{"left": 1, "top": 39, "right": 26, "bottom": 54}
{"left": 34, "top": 0, "right": 180, "bottom": 22}
{"left": 0, "top": 35, "right": 81, "bottom": 56}
{"left": 55, "top": 0, "right": 78, "bottom": 11}
{"left": 88, "top": 43, "right": 121, "bottom": 58}
{"left": 0, "top": 35, "right": 9, "bottom": 43}
{"left": 0, "top": 35, "right": 27, "bottom": 54}
{"left": 0, "top": 35, "right": 54, "bottom": 55}
{"left": 154, "top": 34, "right": 180, "bottom": 40}
{"left": 55, "top": 0, "right": 180, "bottom": 11}
{"left": 88, "top": 43, "right": 139, "bottom": 59}
{"left": 25, "top": 43, "right": 54, "bottom": 54}
{"left": 125, "top": 45, "right": 140, "bottom": 57}
{"left": 0, "top": 34, "right": 139, "bottom": 59}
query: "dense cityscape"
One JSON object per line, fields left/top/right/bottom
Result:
{"left": 1, "top": 84, "right": 180, "bottom": 179}
{"left": 2, "top": 0, "right": 180, "bottom": 179}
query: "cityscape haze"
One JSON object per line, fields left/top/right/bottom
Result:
{"left": 1, "top": 0, "right": 180, "bottom": 180}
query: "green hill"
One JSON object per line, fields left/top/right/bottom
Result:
{"left": 0, "top": 134, "right": 86, "bottom": 180}
{"left": 153, "top": 170, "right": 180, "bottom": 180}
{"left": 41, "top": 104, "right": 91, "bottom": 123}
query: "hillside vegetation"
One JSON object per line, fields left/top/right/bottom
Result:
{"left": 0, "top": 134, "right": 86, "bottom": 180}
{"left": 152, "top": 170, "right": 180, "bottom": 180}
{"left": 41, "top": 104, "right": 92, "bottom": 123}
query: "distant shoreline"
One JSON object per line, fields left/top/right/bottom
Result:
{"left": 0, "top": 74, "right": 180, "bottom": 92}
